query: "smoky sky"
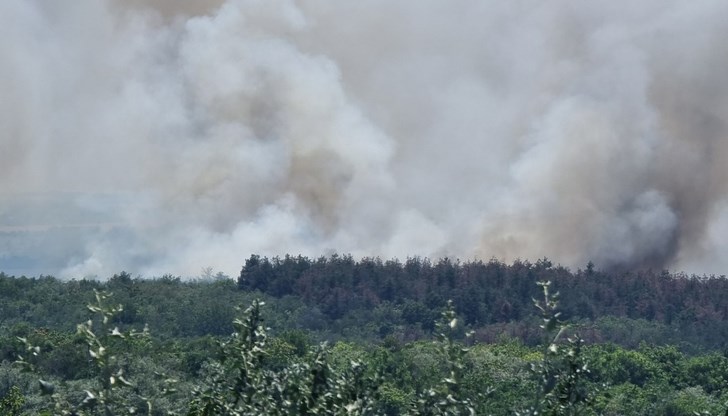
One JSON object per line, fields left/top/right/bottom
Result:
{"left": 2, "top": 0, "right": 728, "bottom": 278}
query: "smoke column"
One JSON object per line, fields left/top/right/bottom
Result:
{"left": 1, "top": 0, "right": 728, "bottom": 278}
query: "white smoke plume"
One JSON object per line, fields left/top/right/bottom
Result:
{"left": 1, "top": 0, "right": 728, "bottom": 278}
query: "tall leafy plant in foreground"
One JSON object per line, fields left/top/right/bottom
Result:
{"left": 16, "top": 290, "right": 169, "bottom": 415}
{"left": 518, "top": 281, "right": 593, "bottom": 416}
{"left": 187, "top": 299, "right": 379, "bottom": 415}
{"left": 408, "top": 300, "right": 478, "bottom": 416}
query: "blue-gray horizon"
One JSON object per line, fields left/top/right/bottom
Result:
{"left": 2, "top": 0, "right": 728, "bottom": 279}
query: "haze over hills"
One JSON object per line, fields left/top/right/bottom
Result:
{"left": 2, "top": 0, "right": 728, "bottom": 278}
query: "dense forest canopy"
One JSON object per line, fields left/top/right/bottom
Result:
{"left": 3, "top": 255, "right": 728, "bottom": 414}
{"left": 3, "top": 255, "right": 728, "bottom": 350}
{"left": 237, "top": 254, "right": 728, "bottom": 348}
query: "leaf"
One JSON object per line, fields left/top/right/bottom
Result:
{"left": 80, "top": 390, "right": 98, "bottom": 408}
{"left": 39, "top": 379, "right": 55, "bottom": 395}
{"left": 118, "top": 375, "right": 134, "bottom": 387}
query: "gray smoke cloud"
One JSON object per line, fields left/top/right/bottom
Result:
{"left": 2, "top": 0, "right": 728, "bottom": 278}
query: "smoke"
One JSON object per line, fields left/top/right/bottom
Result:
{"left": 1, "top": 0, "right": 728, "bottom": 278}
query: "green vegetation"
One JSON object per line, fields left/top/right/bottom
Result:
{"left": 2, "top": 256, "right": 728, "bottom": 414}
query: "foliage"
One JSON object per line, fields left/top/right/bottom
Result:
{"left": 6, "top": 258, "right": 728, "bottom": 351}
{"left": 5, "top": 264, "right": 728, "bottom": 415}
{"left": 406, "top": 300, "right": 478, "bottom": 415}
{"left": 186, "top": 299, "right": 380, "bottom": 415}
{"left": 186, "top": 299, "right": 485, "bottom": 416}
{"left": 15, "top": 289, "right": 177, "bottom": 415}
{"left": 0, "top": 385, "right": 25, "bottom": 415}
{"left": 518, "top": 281, "right": 594, "bottom": 416}
{"left": 232, "top": 254, "right": 728, "bottom": 350}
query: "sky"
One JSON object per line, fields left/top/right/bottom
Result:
{"left": 2, "top": 0, "right": 728, "bottom": 278}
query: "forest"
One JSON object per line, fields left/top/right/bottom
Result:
{"left": 2, "top": 255, "right": 728, "bottom": 414}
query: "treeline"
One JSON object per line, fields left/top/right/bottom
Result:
{"left": 238, "top": 255, "right": 728, "bottom": 349}
{"left": 3, "top": 255, "right": 728, "bottom": 352}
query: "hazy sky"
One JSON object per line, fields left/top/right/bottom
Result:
{"left": 2, "top": 0, "right": 728, "bottom": 278}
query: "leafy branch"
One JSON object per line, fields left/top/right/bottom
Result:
{"left": 519, "top": 281, "right": 593, "bottom": 416}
